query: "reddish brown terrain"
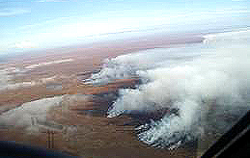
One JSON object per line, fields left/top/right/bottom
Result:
{"left": 0, "top": 35, "right": 202, "bottom": 157}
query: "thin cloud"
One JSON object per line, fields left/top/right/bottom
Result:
{"left": 19, "top": 16, "right": 70, "bottom": 30}
{"left": 14, "top": 41, "right": 37, "bottom": 49}
{"left": 0, "top": 8, "right": 30, "bottom": 17}
{"left": 36, "top": 0, "right": 70, "bottom": 2}
{"left": 232, "top": 0, "right": 246, "bottom": 1}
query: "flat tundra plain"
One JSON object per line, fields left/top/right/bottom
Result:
{"left": 0, "top": 34, "right": 202, "bottom": 157}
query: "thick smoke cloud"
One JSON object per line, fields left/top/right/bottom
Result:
{"left": 90, "top": 29, "right": 250, "bottom": 148}
{"left": 89, "top": 44, "right": 205, "bottom": 85}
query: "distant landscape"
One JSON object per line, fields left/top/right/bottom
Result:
{"left": 0, "top": 1, "right": 249, "bottom": 157}
{"left": 1, "top": 28, "right": 249, "bottom": 157}
{"left": 0, "top": 34, "right": 204, "bottom": 157}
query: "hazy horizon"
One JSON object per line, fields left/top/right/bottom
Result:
{"left": 0, "top": 0, "right": 249, "bottom": 55}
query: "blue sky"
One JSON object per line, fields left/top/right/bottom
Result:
{"left": 0, "top": 0, "right": 249, "bottom": 54}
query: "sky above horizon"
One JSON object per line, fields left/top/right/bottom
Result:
{"left": 0, "top": 0, "right": 249, "bottom": 54}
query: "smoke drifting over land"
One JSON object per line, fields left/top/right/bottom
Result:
{"left": 0, "top": 58, "right": 73, "bottom": 91}
{"left": 0, "top": 96, "right": 63, "bottom": 131}
{"left": 89, "top": 44, "right": 206, "bottom": 85}
{"left": 90, "top": 29, "right": 250, "bottom": 148}
{"left": 0, "top": 95, "right": 90, "bottom": 131}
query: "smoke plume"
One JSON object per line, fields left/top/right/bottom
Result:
{"left": 90, "top": 29, "right": 250, "bottom": 148}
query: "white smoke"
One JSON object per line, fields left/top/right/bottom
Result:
{"left": 0, "top": 94, "right": 90, "bottom": 132}
{"left": 0, "top": 58, "right": 74, "bottom": 91}
{"left": 0, "top": 66, "right": 57, "bottom": 91}
{"left": 0, "top": 67, "right": 27, "bottom": 91}
{"left": 90, "top": 29, "right": 250, "bottom": 148}
{"left": 0, "top": 96, "right": 63, "bottom": 131}
{"left": 25, "top": 58, "right": 74, "bottom": 69}
{"left": 88, "top": 44, "right": 205, "bottom": 85}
